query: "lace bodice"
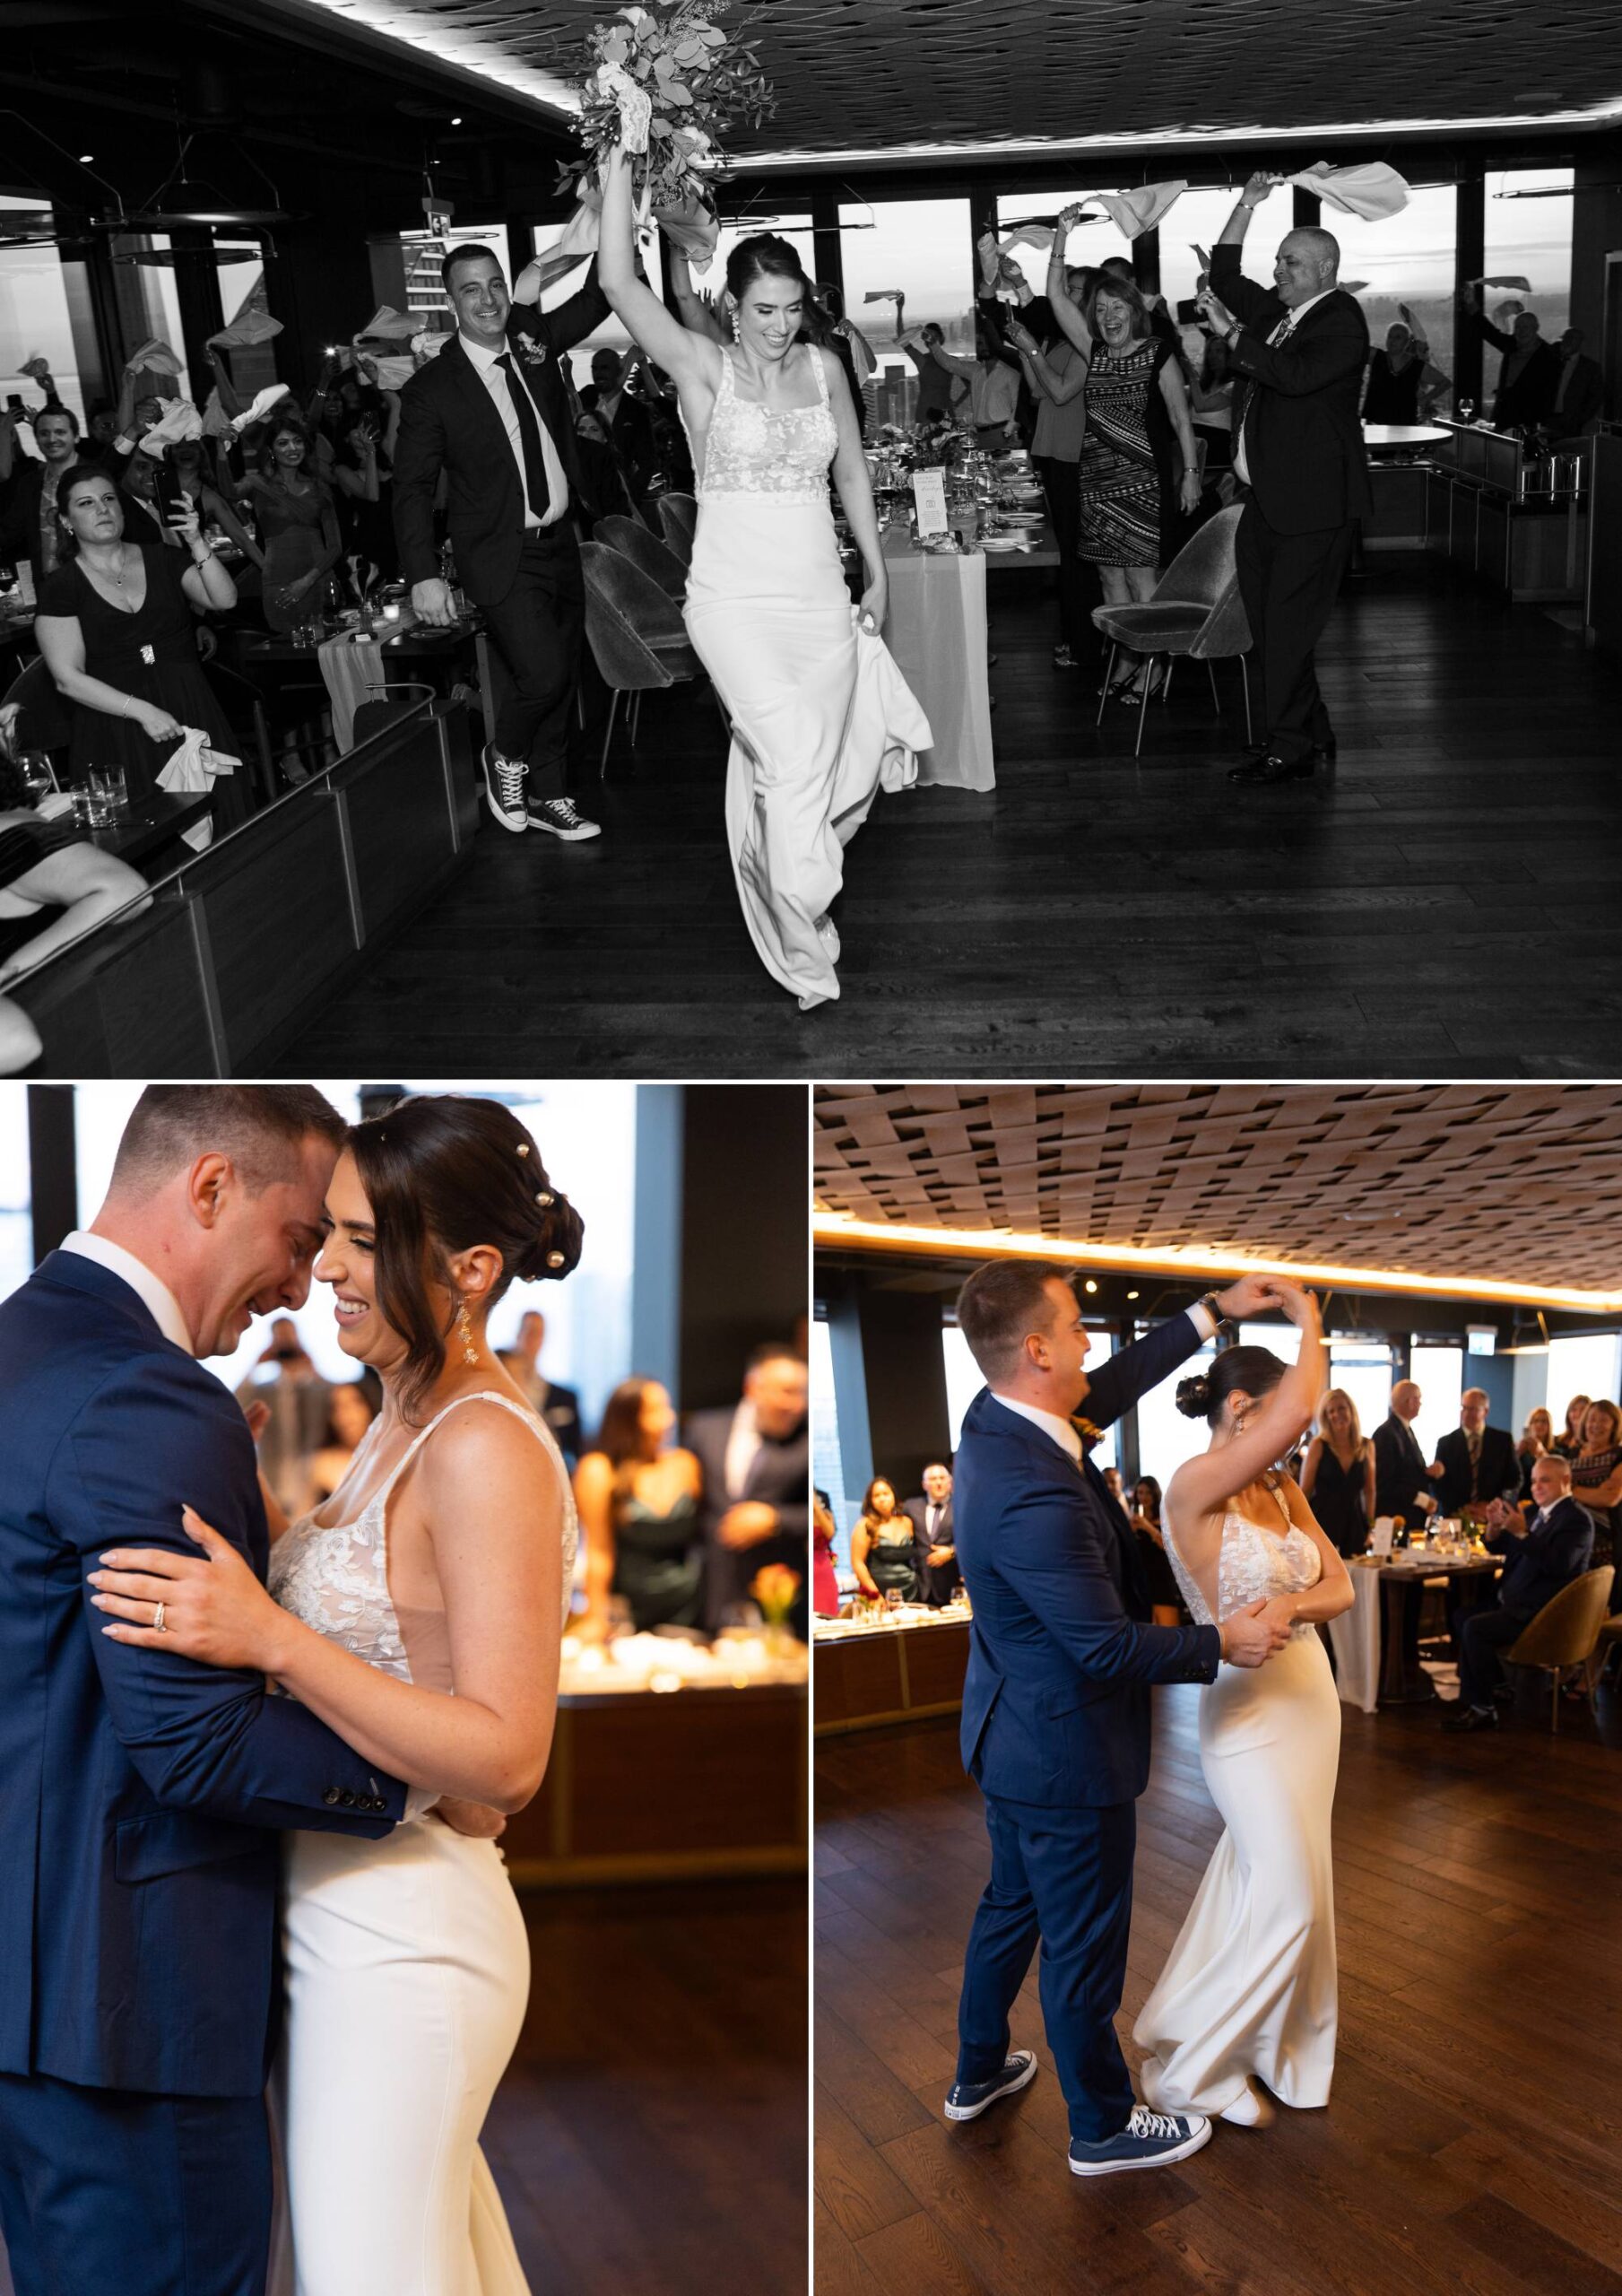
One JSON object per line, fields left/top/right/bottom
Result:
{"left": 268, "top": 1391, "right": 577, "bottom": 1692}
{"left": 692, "top": 345, "right": 837, "bottom": 501}
{"left": 1163, "top": 1504, "right": 1321, "bottom": 1642}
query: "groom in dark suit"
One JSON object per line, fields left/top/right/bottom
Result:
{"left": 0, "top": 1087, "right": 430, "bottom": 2295}
{"left": 394, "top": 244, "right": 610, "bottom": 843}
{"left": 947, "top": 1260, "right": 1291, "bottom": 2177}
{"left": 1198, "top": 174, "right": 1371, "bottom": 786}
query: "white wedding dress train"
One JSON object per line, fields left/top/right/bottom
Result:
{"left": 683, "top": 347, "right": 931, "bottom": 1009}
{"left": 1133, "top": 1505, "right": 1340, "bottom": 2117}
{"left": 265, "top": 1393, "right": 577, "bottom": 2296}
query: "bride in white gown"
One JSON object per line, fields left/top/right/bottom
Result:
{"left": 93, "top": 1093, "right": 580, "bottom": 2294}
{"left": 1133, "top": 1281, "right": 1354, "bottom": 2129}
{"left": 596, "top": 138, "right": 930, "bottom": 1011}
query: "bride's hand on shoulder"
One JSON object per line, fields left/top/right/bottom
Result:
{"left": 89, "top": 1507, "right": 291, "bottom": 1672}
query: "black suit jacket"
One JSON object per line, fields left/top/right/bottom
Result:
{"left": 1210, "top": 246, "right": 1372, "bottom": 533}
{"left": 1488, "top": 1495, "right": 1594, "bottom": 1620}
{"left": 1372, "top": 1412, "right": 1430, "bottom": 1523}
{"left": 686, "top": 1405, "right": 809, "bottom": 1631}
{"left": 0, "top": 460, "right": 52, "bottom": 581}
{"left": 1434, "top": 1423, "right": 1519, "bottom": 1516}
{"left": 1550, "top": 352, "right": 1604, "bottom": 435}
{"left": 901, "top": 1494, "right": 957, "bottom": 1606}
{"left": 534, "top": 1377, "right": 582, "bottom": 1470}
{"left": 1477, "top": 318, "right": 1562, "bottom": 430}
{"left": 391, "top": 271, "right": 610, "bottom": 604}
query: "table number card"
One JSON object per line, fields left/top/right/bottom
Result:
{"left": 1370, "top": 1517, "right": 1395, "bottom": 1557}
{"left": 912, "top": 467, "right": 949, "bottom": 538}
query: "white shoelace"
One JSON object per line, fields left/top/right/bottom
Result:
{"left": 542, "top": 798, "right": 583, "bottom": 824}
{"left": 490, "top": 755, "right": 526, "bottom": 811}
{"left": 1125, "top": 2105, "right": 1184, "bottom": 2141}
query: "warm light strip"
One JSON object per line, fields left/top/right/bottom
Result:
{"left": 811, "top": 1213, "right": 1622, "bottom": 1314}
{"left": 295, "top": 0, "right": 581, "bottom": 115}
{"left": 742, "top": 97, "right": 1622, "bottom": 170}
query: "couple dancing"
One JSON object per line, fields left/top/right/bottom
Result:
{"left": 0, "top": 1084, "right": 583, "bottom": 2294}
{"left": 948, "top": 1260, "right": 1351, "bottom": 2172}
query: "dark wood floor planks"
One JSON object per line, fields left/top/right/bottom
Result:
{"left": 814, "top": 1682, "right": 1622, "bottom": 2295}
{"left": 278, "top": 553, "right": 1622, "bottom": 1079}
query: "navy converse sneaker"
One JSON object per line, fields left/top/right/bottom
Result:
{"left": 480, "top": 743, "right": 528, "bottom": 832}
{"left": 943, "top": 2050, "right": 1037, "bottom": 2122}
{"left": 1069, "top": 2103, "right": 1211, "bottom": 2176}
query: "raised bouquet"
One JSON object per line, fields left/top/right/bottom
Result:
{"left": 557, "top": 1, "right": 775, "bottom": 219}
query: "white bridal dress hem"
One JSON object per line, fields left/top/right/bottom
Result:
{"left": 1132, "top": 1509, "right": 1340, "bottom": 2118}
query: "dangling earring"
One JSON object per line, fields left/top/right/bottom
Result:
{"left": 729, "top": 305, "right": 741, "bottom": 344}
{"left": 456, "top": 1300, "right": 477, "bottom": 1367}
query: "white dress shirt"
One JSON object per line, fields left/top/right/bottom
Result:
{"left": 59, "top": 1229, "right": 193, "bottom": 1353}
{"left": 990, "top": 1303, "right": 1220, "bottom": 1463}
{"left": 1233, "top": 288, "right": 1335, "bottom": 486}
{"left": 724, "top": 1399, "right": 762, "bottom": 1500}
{"left": 459, "top": 329, "right": 568, "bottom": 527}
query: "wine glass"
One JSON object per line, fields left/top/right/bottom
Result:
{"left": 19, "top": 749, "right": 56, "bottom": 804}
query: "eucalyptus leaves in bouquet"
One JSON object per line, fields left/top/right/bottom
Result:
{"left": 557, "top": 0, "right": 776, "bottom": 215}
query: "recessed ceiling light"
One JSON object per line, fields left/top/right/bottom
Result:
{"left": 451, "top": 116, "right": 463, "bottom": 125}
{"left": 1083, "top": 1279, "right": 1098, "bottom": 1294}
{"left": 1126, "top": 1290, "right": 1140, "bottom": 1300}
{"left": 79, "top": 152, "right": 94, "bottom": 162}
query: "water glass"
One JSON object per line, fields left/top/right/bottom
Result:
{"left": 67, "top": 780, "right": 97, "bottom": 830}
{"left": 90, "top": 763, "right": 128, "bottom": 821}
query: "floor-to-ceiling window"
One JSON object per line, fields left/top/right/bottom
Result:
{"left": 1328, "top": 180, "right": 1460, "bottom": 381}
{"left": 0, "top": 196, "right": 92, "bottom": 420}
{"left": 1547, "top": 1332, "right": 1622, "bottom": 1426}
{"left": 1484, "top": 166, "right": 1574, "bottom": 342}
{"left": 839, "top": 193, "right": 974, "bottom": 427}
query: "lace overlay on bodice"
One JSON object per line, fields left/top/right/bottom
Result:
{"left": 1164, "top": 1502, "right": 1321, "bottom": 1642}
{"left": 268, "top": 1391, "right": 578, "bottom": 1692}
{"left": 692, "top": 346, "right": 837, "bottom": 501}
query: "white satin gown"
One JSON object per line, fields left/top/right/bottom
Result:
{"left": 683, "top": 345, "right": 931, "bottom": 1010}
{"left": 265, "top": 1392, "right": 577, "bottom": 2296}
{"left": 1133, "top": 1501, "right": 1340, "bottom": 2117}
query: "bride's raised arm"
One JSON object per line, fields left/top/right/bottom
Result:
{"left": 92, "top": 1402, "right": 566, "bottom": 1813}
{"left": 598, "top": 144, "right": 721, "bottom": 396}
{"left": 1175, "top": 1283, "right": 1325, "bottom": 1522}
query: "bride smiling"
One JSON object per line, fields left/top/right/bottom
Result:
{"left": 91, "top": 1093, "right": 582, "bottom": 2295}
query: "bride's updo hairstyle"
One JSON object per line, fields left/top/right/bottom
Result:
{"left": 1175, "top": 1344, "right": 1288, "bottom": 1427}
{"left": 346, "top": 1093, "right": 584, "bottom": 1418}
{"left": 725, "top": 233, "right": 811, "bottom": 308}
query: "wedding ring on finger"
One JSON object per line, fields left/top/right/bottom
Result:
{"left": 152, "top": 1602, "right": 167, "bottom": 1634}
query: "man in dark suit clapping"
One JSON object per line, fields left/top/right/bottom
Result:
{"left": 686, "top": 1344, "right": 809, "bottom": 1634}
{"left": 1197, "top": 175, "right": 1371, "bottom": 787}
{"left": 393, "top": 246, "right": 609, "bottom": 843}
{"left": 1444, "top": 1457, "right": 1594, "bottom": 1731}
{"left": 1429, "top": 1387, "right": 1519, "bottom": 1517}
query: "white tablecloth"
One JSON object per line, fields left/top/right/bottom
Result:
{"left": 1327, "top": 1564, "right": 1382, "bottom": 1713}
{"left": 880, "top": 530, "right": 994, "bottom": 790}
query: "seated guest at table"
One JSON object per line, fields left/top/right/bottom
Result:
{"left": 901, "top": 1461, "right": 957, "bottom": 1606}
{"left": 508, "top": 1305, "right": 582, "bottom": 1466}
{"left": 1570, "top": 1398, "right": 1622, "bottom": 1605}
{"left": 812, "top": 1492, "right": 840, "bottom": 1619}
{"left": 1428, "top": 1388, "right": 1518, "bottom": 1517}
{"left": 1553, "top": 1394, "right": 1592, "bottom": 1459}
{"left": 688, "top": 1344, "right": 809, "bottom": 1632}
{"left": 577, "top": 1377, "right": 705, "bottom": 1637}
{"left": 0, "top": 741, "right": 146, "bottom": 993}
{"left": 850, "top": 1477, "right": 920, "bottom": 1603}
{"left": 1301, "top": 1388, "right": 1375, "bottom": 1556}
{"left": 1361, "top": 316, "right": 1448, "bottom": 424}
{"left": 0, "top": 404, "right": 86, "bottom": 587}
{"left": 1544, "top": 327, "right": 1604, "bottom": 441}
{"left": 33, "top": 465, "right": 249, "bottom": 836}
{"left": 1128, "top": 1474, "right": 1183, "bottom": 1627}
{"left": 1515, "top": 1406, "right": 1555, "bottom": 1501}
{"left": 229, "top": 415, "right": 342, "bottom": 632}
{"left": 1045, "top": 254, "right": 1201, "bottom": 699}
{"left": 1459, "top": 287, "right": 1560, "bottom": 431}
{"left": 1444, "top": 1457, "right": 1594, "bottom": 1731}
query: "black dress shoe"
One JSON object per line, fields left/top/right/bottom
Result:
{"left": 1227, "top": 751, "right": 1314, "bottom": 786}
{"left": 1239, "top": 740, "right": 1337, "bottom": 768}
{"left": 1442, "top": 1703, "right": 1499, "bottom": 1733}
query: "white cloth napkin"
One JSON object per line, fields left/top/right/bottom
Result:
{"left": 1000, "top": 181, "right": 1190, "bottom": 264}
{"left": 137, "top": 399, "right": 204, "bottom": 457}
{"left": 356, "top": 304, "right": 419, "bottom": 341}
{"left": 317, "top": 631, "right": 387, "bottom": 753}
{"left": 126, "top": 337, "right": 185, "bottom": 378}
{"left": 156, "top": 726, "right": 239, "bottom": 851}
{"left": 230, "top": 383, "right": 292, "bottom": 435}
{"left": 1278, "top": 161, "right": 1409, "bottom": 220}
{"left": 207, "top": 310, "right": 283, "bottom": 348}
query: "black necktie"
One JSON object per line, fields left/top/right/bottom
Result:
{"left": 495, "top": 350, "right": 551, "bottom": 520}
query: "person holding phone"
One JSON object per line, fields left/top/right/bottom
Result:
{"left": 32, "top": 464, "right": 250, "bottom": 834}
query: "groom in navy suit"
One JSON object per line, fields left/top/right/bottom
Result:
{"left": 0, "top": 1087, "right": 429, "bottom": 2296}
{"left": 947, "top": 1260, "right": 1292, "bottom": 2176}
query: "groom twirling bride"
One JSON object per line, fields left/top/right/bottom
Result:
{"left": 944, "top": 1260, "right": 1314, "bottom": 2176}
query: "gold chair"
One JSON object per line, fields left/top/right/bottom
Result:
{"left": 1505, "top": 1567, "right": 1615, "bottom": 1732}
{"left": 1585, "top": 1612, "right": 1622, "bottom": 1694}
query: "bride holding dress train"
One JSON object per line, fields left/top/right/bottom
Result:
{"left": 1133, "top": 1280, "right": 1354, "bottom": 2130}
{"left": 596, "top": 137, "right": 930, "bottom": 1011}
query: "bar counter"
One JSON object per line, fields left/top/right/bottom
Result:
{"left": 814, "top": 1605, "right": 972, "bottom": 1735}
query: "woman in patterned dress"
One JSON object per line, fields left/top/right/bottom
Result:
{"left": 1046, "top": 243, "right": 1201, "bottom": 700}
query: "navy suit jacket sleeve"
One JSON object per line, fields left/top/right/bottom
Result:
{"left": 1080, "top": 1310, "right": 1205, "bottom": 1431}
{"left": 52, "top": 1351, "right": 407, "bottom": 1833}
{"left": 999, "top": 1463, "right": 1219, "bottom": 1687}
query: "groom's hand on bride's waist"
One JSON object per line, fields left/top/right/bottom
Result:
{"left": 1219, "top": 1598, "right": 1292, "bottom": 1668}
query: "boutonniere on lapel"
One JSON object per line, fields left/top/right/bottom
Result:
{"left": 513, "top": 336, "right": 548, "bottom": 372}
{"left": 1071, "top": 1416, "right": 1104, "bottom": 1451}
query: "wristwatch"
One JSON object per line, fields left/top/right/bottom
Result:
{"left": 1197, "top": 1290, "right": 1230, "bottom": 1334}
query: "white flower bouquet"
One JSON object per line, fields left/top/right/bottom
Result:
{"left": 556, "top": 0, "right": 775, "bottom": 218}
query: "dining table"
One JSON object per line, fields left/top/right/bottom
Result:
{"left": 1328, "top": 1548, "right": 1504, "bottom": 1711}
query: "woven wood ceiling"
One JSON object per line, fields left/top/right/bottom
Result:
{"left": 308, "top": 0, "right": 1622, "bottom": 159}
{"left": 813, "top": 1086, "right": 1622, "bottom": 1295}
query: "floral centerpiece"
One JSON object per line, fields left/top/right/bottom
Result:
{"left": 556, "top": 1, "right": 775, "bottom": 223}
{"left": 750, "top": 1563, "right": 801, "bottom": 1630}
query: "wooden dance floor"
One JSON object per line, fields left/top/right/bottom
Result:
{"left": 279, "top": 554, "right": 1622, "bottom": 1080}
{"left": 815, "top": 1685, "right": 1622, "bottom": 2296}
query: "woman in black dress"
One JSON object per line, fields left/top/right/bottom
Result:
{"left": 575, "top": 1377, "right": 705, "bottom": 1636}
{"left": 1300, "top": 1389, "right": 1375, "bottom": 1557}
{"left": 32, "top": 465, "right": 249, "bottom": 838}
{"left": 1129, "top": 1474, "right": 1184, "bottom": 1625}
{"left": 850, "top": 1478, "right": 920, "bottom": 1603}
